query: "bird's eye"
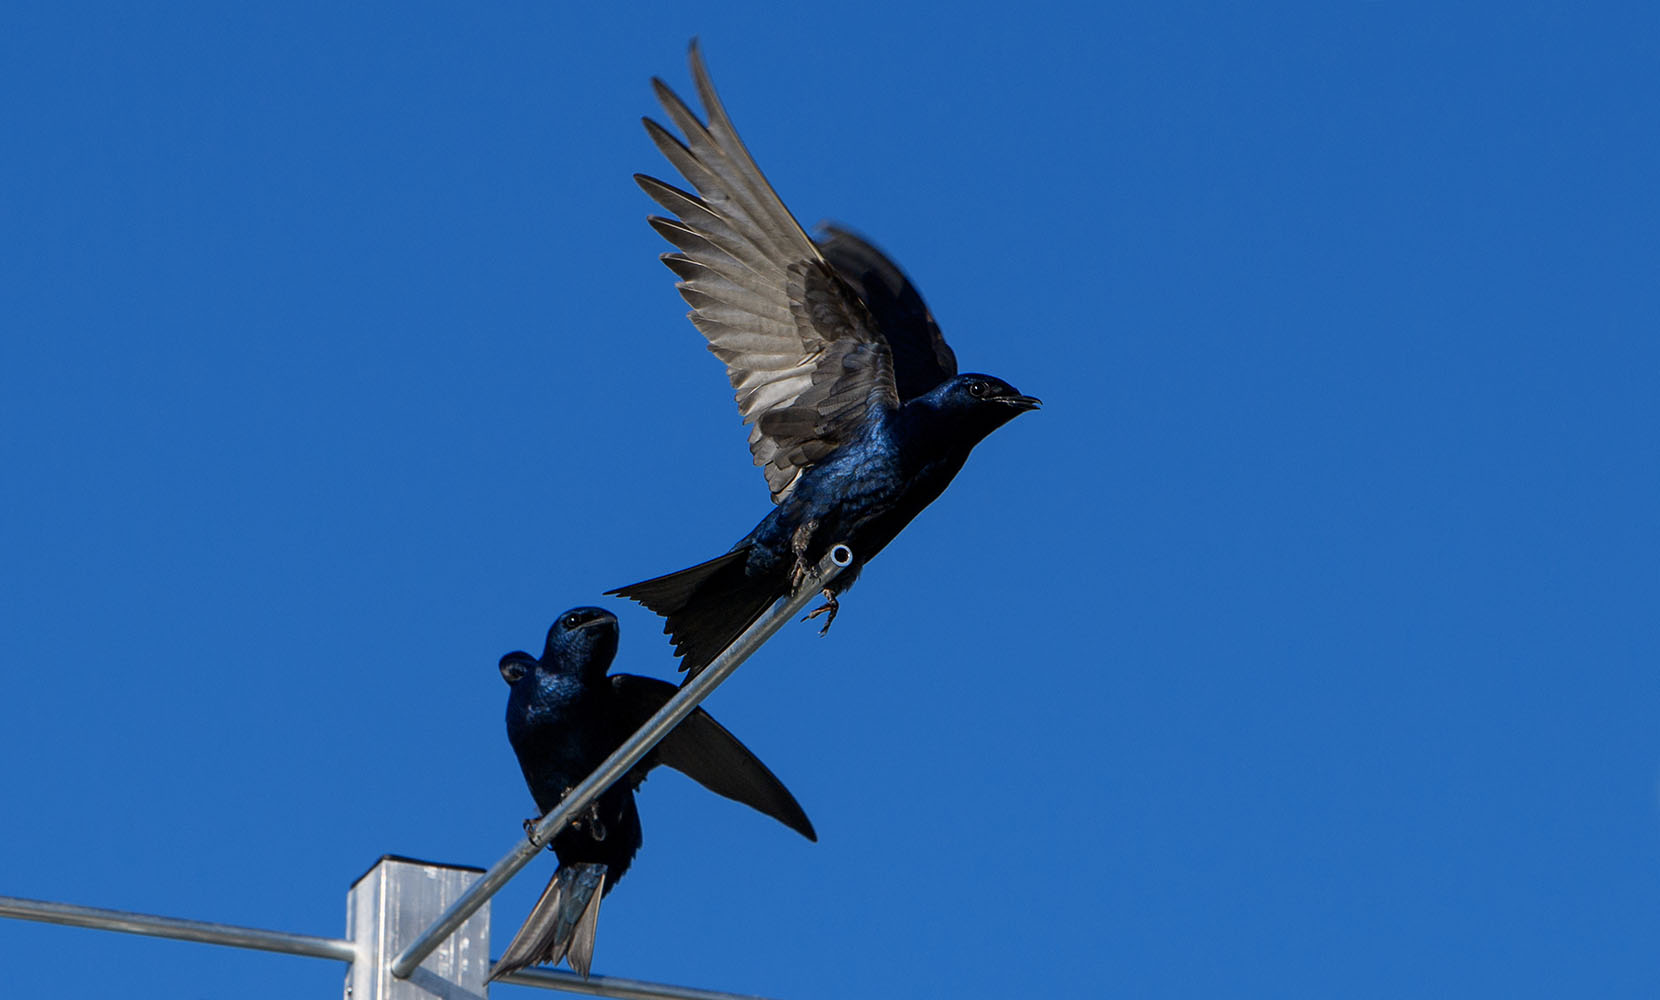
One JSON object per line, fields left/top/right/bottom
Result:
{"left": 969, "top": 381, "right": 989, "bottom": 398}
{"left": 562, "top": 613, "right": 582, "bottom": 629}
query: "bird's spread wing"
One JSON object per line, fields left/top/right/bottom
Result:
{"left": 638, "top": 41, "right": 898, "bottom": 501}
{"left": 610, "top": 673, "right": 817, "bottom": 841}
{"left": 815, "top": 224, "right": 957, "bottom": 401}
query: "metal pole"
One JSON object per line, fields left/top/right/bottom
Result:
{"left": 391, "top": 544, "right": 853, "bottom": 980}
{"left": 0, "top": 893, "right": 357, "bottom": 962}
{"left": 348, "top": 857, "right": 490, "bottom": 1000}
{"left": 497, "top": 966, "right": 776, "bottom": 999}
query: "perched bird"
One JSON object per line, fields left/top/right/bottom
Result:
{"left": 608, "top": 43, "right": 1041, "bottom": 678}
{"left": 491, "top": 606, "right": 816, "bottom": 980}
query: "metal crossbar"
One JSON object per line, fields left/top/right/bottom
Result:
{"left": 392, "top": 544, "right": 853, "bottom": 979}
{"left": 498, "top": 967, "right": 783, "bottom": 1000}
{"left": 0, "top": 894, "right": 356, "bottom": 961}
{"left": 0, "top": 893, "right": 770, "bottom": 999}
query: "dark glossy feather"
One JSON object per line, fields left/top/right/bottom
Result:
{"left": 495, "top": 608, "right": 814, "bottom": 976}
{"left": 613, "top": 674, "right": 816, "bottom": 841}
{"left": 816, "top": 224, "right": 957, "bottom": 400}
{"left": 607, "top": 547, "right": 779, "bottom": 672}
{"left": 612, "top": 43, "right": 1038, "bottom": 679}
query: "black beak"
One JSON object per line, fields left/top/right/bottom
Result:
{"left": 999, "top": 394, "right": 1042, "bottom": 411}
{"left": 573, "top": 613, "right": 617, "bottom": 631}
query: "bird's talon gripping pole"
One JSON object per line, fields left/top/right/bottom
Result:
{"left": 388, "top": 544, "right": 851, "bottom": 981}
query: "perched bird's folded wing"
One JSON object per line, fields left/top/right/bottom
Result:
{"left": 815, "top": 223, "right": 958, "bottom": 401}
{"left": 638, "top": 40, "right": 899, "bottom": 502}
{"left": 611, "top": 673, "right": 817, "bottom": 841}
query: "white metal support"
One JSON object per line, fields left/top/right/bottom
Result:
{"left": 346, "top": 856, "right": 490, "bottom": 1000}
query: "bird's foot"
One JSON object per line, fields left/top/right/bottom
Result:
{"left": 789, "top": 519, "right": 821, "bottom": 592}
{"left": 801, "top": 589, "right": 840, "bottom": 635}
{"left": 583, "top": 802, "right": 608, "bottom": 842}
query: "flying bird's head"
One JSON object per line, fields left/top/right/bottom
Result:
{"left": 931, "top": 373, "right": 1041, "bottom": 435}
{"left": 541, "top": 606, "right": 620, "bottom": 681}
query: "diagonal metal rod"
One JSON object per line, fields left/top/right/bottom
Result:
{"left": 496, "top": 965, "right": 775, "bottom": 999}
{"left": 0, "top": 893, "right": 357, "bottom": 962}
{"left": 391, "top": 544, "right": 854, "bottom": 980}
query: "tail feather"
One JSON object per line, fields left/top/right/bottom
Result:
{"left": 489, "top": 863, "right": 607, "bottom": 982}
{"left": 564, "top": 883, "right": 604, "bottom": 979}
{"left": 607, "top": 547, "right": 780, "bottom": 679}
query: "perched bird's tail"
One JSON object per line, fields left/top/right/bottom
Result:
{"left": 606, "top": 546, "right": 776, "bottom": 680}
{"left": 489, "top": 863, "right": 607, "bottom": 981}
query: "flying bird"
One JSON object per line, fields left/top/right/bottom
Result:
{"left": 491, "top": 606, "right": 816, "bottom": 980}
{"left": 608, "top": 42, "right": 1041, "bottom": 678}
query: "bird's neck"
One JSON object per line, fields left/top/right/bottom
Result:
{"left": 896, "top": 393, "right": 996, "bottom": 458}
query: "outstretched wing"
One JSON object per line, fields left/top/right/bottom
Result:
{"left": 638, "top": 41, "right": 898, "bottom": 502}
{"left": 816, "top": 223, "right": 957, "bottom": 401}
{"left": 611, "top": 673, "right": 817, "bottom": 841}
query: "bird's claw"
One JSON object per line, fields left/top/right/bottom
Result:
{"left": 801, "top": 589, "right": 839, "bottom": 635}
{"left": 789, "top": 519, "right": 821, "bottom": 592}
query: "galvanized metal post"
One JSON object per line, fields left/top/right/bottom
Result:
{"left": 346, "top": 856, "right": 490, "bottom": 1000}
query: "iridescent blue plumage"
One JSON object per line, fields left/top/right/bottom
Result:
{"left": 491, "top": 607, "right": 815, "bottom": 980}
{"left": 608, "top": 44, "right": 1039, "bottom": 677}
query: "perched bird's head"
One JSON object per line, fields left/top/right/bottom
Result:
{"left": 498, "top": 649, "right": 538, "bottom": 686}
{"left": 929, "top": 373, "right": 1041, "bottom": 436}
{"left": 498, "top": 608, "right": 620, "bottom": 689}
{"left": 541, "top": 606, "right": 620, "bottom": 681}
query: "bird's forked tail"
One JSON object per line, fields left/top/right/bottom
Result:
{"left": 490, "top": 863, "right": 606, "bottom": 981}
{"left": 606, "top": 546, "right": 778, "bottom": 680}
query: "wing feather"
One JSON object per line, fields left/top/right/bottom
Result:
{"left": 816, "top": 223, "right": 958, "bottom": 400}
{"left": 611, "top": 674, "right": 816, "bottom": 841}
{"left": 639, "top": 41, "right": 898, "bottom": 501}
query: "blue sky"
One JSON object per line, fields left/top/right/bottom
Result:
{"left": 3, "top": 3, "right": 1657, "bottom": 998}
